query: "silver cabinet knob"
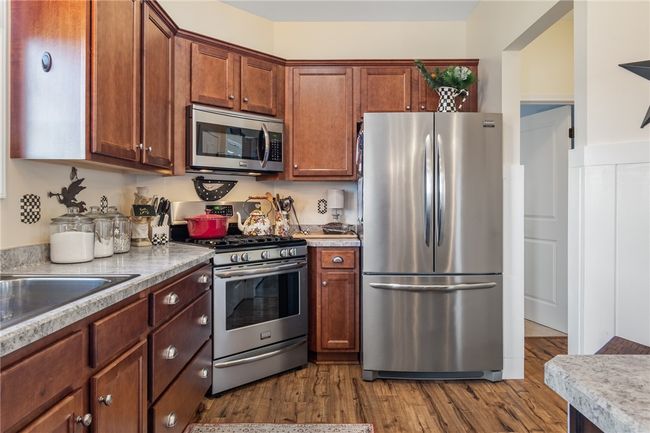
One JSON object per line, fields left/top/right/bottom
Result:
{"left": 146, "top": 146, "right": 153, "bottom": 152}
{"left": 293, "top": 164, "right": 298, "bottom": 169}
{"left": 137, "top": 143, "right": 144, "bottom": 150}
{"left": 420, "top": 105, "right": 426, "bottom": 110}
{"left": 163, "top": 345, "right": 178, "bottom": 360}
{"left": 198, "top": 314, "right": 209, "bottom": 326}
{"left": 199, "top": 368, "right": 209, "bottom": 379}
{"left": 76, "top": 413, "right": 93, "bottom": 427}
{"left": 163, "top": 292, "right": 180, "bottom": 305}
{"left": 228, "top": 94, "right": 235, "bottom": 100}
{"left": 332, "top": 256, "right": 344, "bottom": 264}
{"left": 197, "top": 274, "right": 210, "bottom": 284}
{"left": 98, "top": 394, "right": 113, "bottom": 406}
{"left": 322, "top": 281, "right": 328, "bottom": 287}
{"left": 164, "top": 412, "right": 177, "bottom": 428}
{"left": 406, "top": 105, "right": 411, "bottom": 111}
{"left": 243, "top": 97, "right": 249, "bottom": 102}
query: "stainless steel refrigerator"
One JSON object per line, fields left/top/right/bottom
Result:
{"left": 360, "top": 112, "right": 503, "bottom": 382}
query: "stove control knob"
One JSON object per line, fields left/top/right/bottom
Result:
{"left": 230, "top": 254, "right": 239, "bottom": 263}
{"left": 289, "top": 248, "right": 297, "bottom": 257}
{"left": 280, "top": 249, "right": 288, "bottom": 258}
{"left": 261, "top": 251, "right": 269, "bottom": 259}
{"left": 241, "top": 253, "right": 250, "bottom": 262}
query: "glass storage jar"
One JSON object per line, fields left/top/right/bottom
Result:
{"left": 86, "top": 207, "right": 114, "bottom": 258}
{"left": 49, "top": 207, "right": 95, "bottom": 264}
{"left": 105, "top": 206, "right": 131, "bottom": 253}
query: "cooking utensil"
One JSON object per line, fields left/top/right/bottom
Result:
{"left": 185, "top": 212, "right": 228, "bottom": 239}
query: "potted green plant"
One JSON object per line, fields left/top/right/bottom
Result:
{"left": 415, "top": 60, "right": 476, "bottom": 112}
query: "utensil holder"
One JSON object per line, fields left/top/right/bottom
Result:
{"left": 150, "top": 225, "right": 169, "bottom": 246}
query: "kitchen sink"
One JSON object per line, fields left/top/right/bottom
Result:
{"left": 0, "top": 274, "right": 139, "bottom": 329}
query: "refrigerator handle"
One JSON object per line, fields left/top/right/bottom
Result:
{"left": 436, "top": 133, "right": 446, "bottom": 247}
{"left": 424, "top": 133, "right": 433, "bottom": 247}
{"left": 370, "top": 282, "right": 497, "bottom": 292}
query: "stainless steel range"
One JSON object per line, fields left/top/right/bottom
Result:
{"left": 170, "top": 201, "right": 308, "bottom": 394}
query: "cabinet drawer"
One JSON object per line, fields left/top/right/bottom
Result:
{"left": 91, "top": 297, "right": 148, "bottom": 367}
{"left": 150, "top": 291, "right": 211, "bottom": 401}
{"left": 150, "top": 340, "right": 212, "bottom": 433}
{"left": 321, "top": 249, "right": 356, "bottom": 269}
{"left": 150, "top": 265, "right": 212, "bottom": 327}
{"left": 1, "top": 332, "right": 85, "bottom": 431}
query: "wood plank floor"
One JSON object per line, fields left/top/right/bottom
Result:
{"left": 198, "top": 337, "right": 568, "bottom": 433}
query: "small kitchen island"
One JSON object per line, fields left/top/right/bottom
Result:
{"left": 545, "top": 353, "right": 650, "bottom": 433}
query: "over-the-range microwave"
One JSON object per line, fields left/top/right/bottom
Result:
{"left": 188, "top": 104, "right": 284, "bottom": 174}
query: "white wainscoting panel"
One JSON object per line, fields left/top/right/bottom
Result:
{"left": 581, "top": 164, "right": 617, "bottom": 354}
{"left": 615, "top": 163, "right": 650, "bottom": 346}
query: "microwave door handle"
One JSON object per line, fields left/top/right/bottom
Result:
{"left": 260, "top": 123, "right": 270, "bottom": 168}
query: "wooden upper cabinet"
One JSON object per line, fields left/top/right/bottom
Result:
{"left": 91, "top": 341, "right": 147, "bottom": 433}
{"left": 240, "top": 56, "right": 278, "bottom": 116}
{"left": 291, "top": 67, "right": 355, "bottom": 178}
{"left": 19, "top": 389, "right": 86, "bottom": 433}
{"left": 191, "top": 43, "right": 237, "bottom": 109}
{"left": 416, "top": 63, "right": 479, "bottom": 112}
{"left": 91, "top": 0, "right": 141, "bottom": 162}
{"left": 360, "top": 67, "right": 413, "bottom": 116}
{"left": 142, "top": 3, "right": 174, "bottom": 169}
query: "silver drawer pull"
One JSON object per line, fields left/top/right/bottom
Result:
{"left": 76, "top": 413, "right": 93, "bottom": 427}
{"left": 164, "top": 412, "right": 177, "bottom": 428}
{"left": 198, "top": 314, "right": 209, "bottom": 326}
{"left": 197, "top": 274, "right": 210, "bottom": 284}
{"left": 332, "top": 256, "right": 344, "bottom": 264}
{"left": 199, "top": 368, "right": 209, "bottom": 379}
{"left": 98, "top": 394, "right": 113, "bottom": 406}
{"left": 163, "top": 345, "right": 178, "bottom": 360}
{"left": 163, "top": 292, "right": 180, "bottom": 305}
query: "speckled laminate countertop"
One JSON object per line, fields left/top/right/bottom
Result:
{"left": 545, "top": 355, "right": 650, "bottom": 433}
{"left": 303, "top": 239, "right": 361, "bottom": 247}
{"left": 0, "top": 243, "right": 214, "bottom": 357}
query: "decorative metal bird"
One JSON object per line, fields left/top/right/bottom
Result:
{"left": 48, "top": 167, "right": 87, "bottom": 213}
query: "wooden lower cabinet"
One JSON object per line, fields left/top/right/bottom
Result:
{"left": 91, "top": 341, "right": 147, "bottom": 433}
{"left": 308, "top": 247, "right": 360, "bottom": 363}
{"left": 19, "top": 389, "right": 86, "bottom": 433}
{"left": 0, "top": 262, "right": 212, "bottom": 433}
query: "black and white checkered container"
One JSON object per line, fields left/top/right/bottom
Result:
{"left": 436, "top": 86, "right": 459, "bottom": 112}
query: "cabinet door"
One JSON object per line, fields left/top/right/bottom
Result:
{"left": 142, "top": 3, "right": 173, "bottom": 169}
{"left": 319, "top": 270, "right": 358, "bottom": 351}
{"left": 191, "top": 43, "right": 237, "bottom": 109}
{"left": 19, "top": 389, "right": 86, "bottom": 433}
{"left": 291, "top": 67, "right": 354, "bottom": 178}
{"left": 91, "top": 0, "right": 141, "bottom": 162}
{"left": 416, "top": 64, "right": 478, "bottom": 112}
{"left": 360, "top": 67, "right": 412, "bottom": 116}
{"left": 91, "top": 341, "right": 147, "bottom": 433}
{"left": 240, "top": 56, "right": 278, "bottom": 116}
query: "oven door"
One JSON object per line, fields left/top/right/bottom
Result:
{"left": 212, "top": 259, "right": 307, "bottom": 359}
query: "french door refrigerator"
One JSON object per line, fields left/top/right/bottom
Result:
{"left": 361, "top": 112, "right": 503, "bottom": 381}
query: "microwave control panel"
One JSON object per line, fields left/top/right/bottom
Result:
{"left": 269, "top": 132, "right": 283, "bottom": 162}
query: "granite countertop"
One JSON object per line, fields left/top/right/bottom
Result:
{"left": 545, "top": 355, "right": 650, "bottom": 433}
{"left": 303, "top": 238, "right": 361, "bottom": 247}
{"left": 0, "top": 243, "right": 214, "bottom": 357}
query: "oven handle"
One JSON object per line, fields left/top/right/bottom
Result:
{"left": 214, "top": 261, "right": 307, "bottom": 279}
{"left": 213, "top": 338, "right": 307, "bottom": 369}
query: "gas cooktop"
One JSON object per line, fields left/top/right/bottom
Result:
{"left": 185, "top": 235, "right": 306, "bottom": 251}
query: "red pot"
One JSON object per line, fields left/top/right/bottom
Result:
{"left": 185, "top": 213, "right": 228, "bottom": 239}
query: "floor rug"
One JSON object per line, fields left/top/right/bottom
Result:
{"left": 187, "top": 424, "right": 374, "bottom": 433}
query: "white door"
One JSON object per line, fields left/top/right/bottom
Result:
{"left": 521, "top": 106, "right": 571, "bottom": 332}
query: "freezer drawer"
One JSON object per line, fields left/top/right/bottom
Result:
{"left": 362, "top": 274, "right": 502, "bottom": 378}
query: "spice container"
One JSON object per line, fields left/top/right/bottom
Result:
{"left": 49, "top": 208, "right": 95, "bottom": 264}
{"left": 86, "top": 207, "right": 114, "bottom": 258}
{"left": 105, "top": 206, "right": 131, "bottom": 253}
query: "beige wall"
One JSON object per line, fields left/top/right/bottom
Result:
{"left": 158, "top": 0, "right": 274, "bottom": 53}
{"left": 520, "top": 14, "right": 573, "bottom": 102}
{"left": 273, "top": 21, "right": 466, "bottom": 59}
